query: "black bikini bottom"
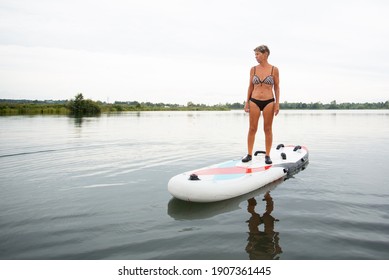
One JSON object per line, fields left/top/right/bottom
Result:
{"left": 250, "top": 97, "right": 275, "bottom": 111}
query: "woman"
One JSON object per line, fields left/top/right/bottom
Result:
{"left": 242, "top": 45, "right": 280, "bottom": 164}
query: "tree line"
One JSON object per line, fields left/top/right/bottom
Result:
{"left": 1, "top": 95, "right": 388, "bottom": 115}
{"left": 281, "top": 100, "right": 389, "bottom": 110}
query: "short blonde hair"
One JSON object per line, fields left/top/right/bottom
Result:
{"left": 254, "top": 45, "right": 270, "bottom": 56}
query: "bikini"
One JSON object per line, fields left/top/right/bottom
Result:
{"left": 250, "top": 66, "right": 275, "bottom": 111}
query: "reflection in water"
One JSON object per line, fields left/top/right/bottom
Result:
{"left": 73, "top": 116, "right": 83, "bottom": 127}
{"left": 245, "top": 192, "right": 282, "bottom": 260}
{"left": 69, "top": 114, "right": 102, "bottom": 127}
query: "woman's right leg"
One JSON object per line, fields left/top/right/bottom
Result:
{"left": 247, "top": 100, "right": 261, "bottom": 156}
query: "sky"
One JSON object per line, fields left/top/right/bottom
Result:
{"left": 0, "top": 0, "right": 388, "bottom": 105}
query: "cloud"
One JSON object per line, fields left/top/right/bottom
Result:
{"left": 0, "top": 44, "right": 247, "bottom": 104}
{"left": 1, "top": 0, "right": 389, "bottom": 104}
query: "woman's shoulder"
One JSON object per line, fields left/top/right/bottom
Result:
{"left": 270, "top": 64, "right": 278, "bottom": 69}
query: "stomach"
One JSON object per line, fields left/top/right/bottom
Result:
{"left": 251, "top": 85, "right": 274, "bottom": 100}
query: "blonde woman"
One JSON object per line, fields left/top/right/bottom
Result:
{"left": 242, "top": 45, "right": 280, "bottom": 164}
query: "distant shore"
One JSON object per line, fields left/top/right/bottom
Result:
{"left": 1, "top": 99, "right": 388, "bottom": 115}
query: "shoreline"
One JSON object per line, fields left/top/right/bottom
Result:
{"left": 1, "top": 99, "right": 389, "bottom": 116}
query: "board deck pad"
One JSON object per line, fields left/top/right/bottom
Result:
{"left": 168, "top": 145, "right": 309, "bottom": 203}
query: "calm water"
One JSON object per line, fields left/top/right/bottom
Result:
{"left": 1, "top": 110, "right": 389, "bottom": 260}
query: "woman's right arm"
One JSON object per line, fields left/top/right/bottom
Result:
{"left": 245, "top": 67, "right": 254, "bottom": 112}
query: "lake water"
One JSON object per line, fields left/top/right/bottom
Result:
{"left": 1, "top": 110, "right": 389, "bottom": 260}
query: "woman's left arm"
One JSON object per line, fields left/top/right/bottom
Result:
{"left": 273, "top": 67, "right": 280, "bottom": 116}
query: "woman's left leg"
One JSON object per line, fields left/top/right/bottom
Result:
{"left": 262, "top": 102, "right": 275, "bottom": 157}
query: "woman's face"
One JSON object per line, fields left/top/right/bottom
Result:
{"left": 255, "top": 51, "right": 268, "bottom": 63}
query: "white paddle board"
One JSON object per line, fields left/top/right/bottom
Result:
{"left": 168, "top": 144, "right": 309, "bottom": 202}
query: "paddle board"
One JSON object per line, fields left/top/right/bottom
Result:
{"left": 168, "top": 178, "right": 284, "bottom": 220}
{"left": 168, "top": 144, "right": 309, "bottom": 203}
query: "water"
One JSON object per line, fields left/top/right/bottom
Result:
{"left": 1, "top": 110, "right": 389, "bottom": 260}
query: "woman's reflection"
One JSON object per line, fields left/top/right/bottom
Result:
{"left": 245, "top": 192, "right": 282, "bottom": 259}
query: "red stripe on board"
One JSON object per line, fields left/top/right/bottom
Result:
{"left": 194, "top": 165, "right": 272, "bottom": 176}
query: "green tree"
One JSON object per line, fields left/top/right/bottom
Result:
{"left": 67, "top": 93, "right": 101, "bottom": 115}
{"left": 328, "top": 100, "right": 338, "bottom": 109}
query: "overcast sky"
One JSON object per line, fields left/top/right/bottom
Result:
{"left": 1, "top": 0, "right": 388, "bottom": 105}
